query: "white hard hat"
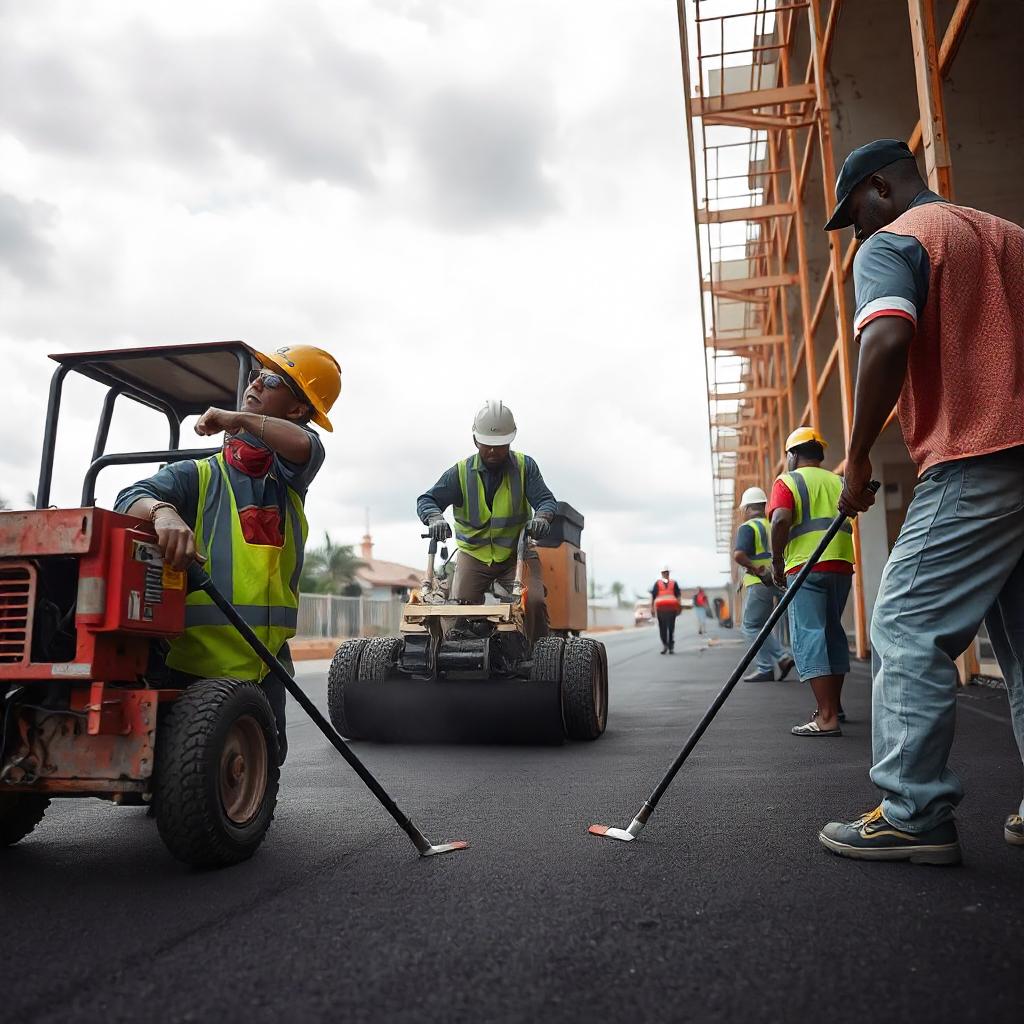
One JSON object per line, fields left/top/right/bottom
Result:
{"left": 472, "top": 400, "right": 517, "bottom": 446}
{"left": 738, "top": 486, "right": 768, "bottom": 508}
{"left": 661, "top": 565, "right": 670, "bottom": 573}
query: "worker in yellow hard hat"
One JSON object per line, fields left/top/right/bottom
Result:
{"left": 767, "top": 426, "right": 855, "bottom": 736}
{"left": 733, "top": 485, "right": 794, "bottom": 682}
{"left": 115, "top": 344, "right": 342, "bottom": 764}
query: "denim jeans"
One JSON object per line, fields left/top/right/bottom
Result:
{"left": 869, "top": 446, "right": 1024, "bottom": 831}
{"left": 741, "top": 583, "right": 790, "bottom": 674}
{"left": 786, "top": 572, "right": 852, "bottom": 681}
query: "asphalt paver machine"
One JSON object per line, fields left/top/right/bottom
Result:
{"left": 0, "top": 342, "right": 468, "bottom": 866}
{"left": 326, "top": 504, "right": 610, "bottom": 744}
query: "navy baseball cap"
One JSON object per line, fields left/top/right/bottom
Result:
{"left": 824, "top": 139, "right": 916, "bottom": 231}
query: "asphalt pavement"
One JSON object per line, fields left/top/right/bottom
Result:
{"left": 2, "top": 612, "right": 1022, "bottom": 1023}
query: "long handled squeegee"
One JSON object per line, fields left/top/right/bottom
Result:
{"left": 589, "top": 487, "right": 877, "bottom": 844}
{"left": 187, "top": 565, "right": 467, "bottom": 858}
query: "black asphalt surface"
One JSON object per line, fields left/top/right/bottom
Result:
{"left": 2, "top": 616, "right": 1022, "bottom": 1023}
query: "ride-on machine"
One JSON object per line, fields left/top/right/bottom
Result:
{"left": 0, "top": 342, "right": 465, "bottom": 866}
{"left": 327, "top": 504, "right": 609, "bottom": 743}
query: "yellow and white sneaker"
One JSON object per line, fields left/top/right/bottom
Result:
{"left": 819, "top": 805, "right": 961, "bottom": 865}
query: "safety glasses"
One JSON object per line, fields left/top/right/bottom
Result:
{"left": 248, "top": 368, "right": 305, "bottom": 403}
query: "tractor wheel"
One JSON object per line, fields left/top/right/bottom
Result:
{"left": 561, "top": 637, "right": 608, "bottom": 741}
{"left": 356, "top": 636, "right": 404, "bottom": 683}
{"left": 0, "top": 792, "right": 49, "bottom": 847}
{"left": 530, "top": 636, "right": 565, "bottom": 683}
{"left": 327, "top": 638, "right": 370, "bottom": 738}
{"left": 154, "top": 677, "right": 280, "bottom": 868}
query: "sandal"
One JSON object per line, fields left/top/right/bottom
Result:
{"left": 791, "top": 719, "right": 842, "bottom": 737}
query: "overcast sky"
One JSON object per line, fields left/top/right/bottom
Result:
{"left": 0, "top": 0, "right": 724, "bottom": 596}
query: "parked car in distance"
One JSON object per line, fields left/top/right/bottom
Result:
{"left": 634, "top": 600, "right": 654, "bottom": 626}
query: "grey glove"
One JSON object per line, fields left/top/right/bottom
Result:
{"left": 525, "top": 517, "right": 551, "bottom": 540}
{"left": 427, "top": 515, "right": 452, "bottom": 541}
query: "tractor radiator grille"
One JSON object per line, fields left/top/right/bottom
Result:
{"left": 0, "top": 563, "right": 34, "bottom": 665}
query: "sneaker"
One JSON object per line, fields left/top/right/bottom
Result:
{"left": 819, "top": 806, "right": 961, "bottom": 865}
{"left": 743, "top": 670, "right": 774, "bottom": 682}
{"left": 1005, "top": 814, "right": 1024, "bottom": 846}
{"left": 777, "top": 656, "right": 795, "bottom": 681}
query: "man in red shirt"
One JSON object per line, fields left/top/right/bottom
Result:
{"left": 818, "top": 139, "right": 1024, "bottom": 864}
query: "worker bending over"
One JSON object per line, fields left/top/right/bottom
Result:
{"left": 770, "top": 428, "right": 854, "bottom": 736}
{"left": 116, "top": 345, "right": 342, "bottom": 764}
{"left": 417, "top": 400, "right": 556, "bottom": 643}
{"left": 733, "top": 487, "right": 794, "bottom": 682}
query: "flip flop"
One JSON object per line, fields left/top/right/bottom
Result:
{"left": 791, "top": 719, "right": 842, "bottom": 737}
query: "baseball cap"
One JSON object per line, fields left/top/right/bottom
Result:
{"left": 824, "top": 139, "right": 915, "bottom": 231}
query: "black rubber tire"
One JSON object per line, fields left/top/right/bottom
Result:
{"left": 327, "top": 638, "right": 369, "bottom": 738}
{"left": 356, "top": 636, "right": 404, "bottom": 683}
{"left": 561, "top": 637, "right": 608, "bottom": 741}
{"left": 0, "top": 792, "right": 49, "bottom": 847}
{"left": 530, "top": 636, "right": 565, "bottom": 683}
{"left": 154, "top": 677, "right": 280, "bottom": 868}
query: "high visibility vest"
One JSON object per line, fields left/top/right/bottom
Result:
{"left": 165, "top": 453, "right": 308, "bottom": 681}
{"left": 742, "top": 517, "right": 772, "bottom": 588}
{"left": 777, "top": 466, "right": 853, "bottom": 574}
{"left": 454, "top": 452, "right": 530, "bottom": 565}
{"left": 653, "top": 578, "right": 681, "bottom": 612}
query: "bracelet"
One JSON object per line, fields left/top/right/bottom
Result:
{"left": 149, "top": 501, "right": 178, "bottom": 523}
{"left": 259, "top": 414, "right": 267, "bottom": 440}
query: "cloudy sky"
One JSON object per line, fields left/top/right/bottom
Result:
{"left": 0, "top": 0, "right": 723, "bottom": 597}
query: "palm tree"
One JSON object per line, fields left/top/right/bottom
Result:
{"left": 609, "top": 581, "right": 626, "bottom": 608}
{"left": 300, "top": 533, "right": 366, "bottom": 594}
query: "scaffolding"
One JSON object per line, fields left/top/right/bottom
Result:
{"left": 675, "top": 0, "right": 977, "bottom": 658}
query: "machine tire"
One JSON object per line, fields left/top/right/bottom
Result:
{"left": 530, "top": 636, "right": 565, "bottom": 683}
{"left": 327, "top": 638, "right": 370, "bottom": 738}
{"left": 357, "top": 636, "right": 404, "bottom": 683}
{"left": 561, "top": 637, "right": 608, "bottom": 741}
{"left": 0, "top": 793, "right": 49, "bottom": 847}
{"left": 154, "top": 677, "right": 280, "bottom": 868}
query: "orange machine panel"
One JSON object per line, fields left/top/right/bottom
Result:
{"left": 537, "top": 544, "right": 587, "bottom": 633}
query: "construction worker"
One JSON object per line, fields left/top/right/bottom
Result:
{"left": 416, "top": 400, "right": 557, "bottom": 642}
{"left": 650, "top": 566, "right": 682, "bottom": 654}
{"left": 816, "top": 139, "right": 1024, "bottom": 863}
{"left": 115, "top": 345, "right": 342, "bottom": 764}
{"left": 769, "top": 427, "right": 854, "bottom": 736}
{"left": 693, "top": 587, "right": 709, "bottom": 637}
{"left": 733, "top": 486, "right": 794, "bottom": 682}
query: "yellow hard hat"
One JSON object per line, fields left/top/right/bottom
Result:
{"left": 257, "top": 345, "right": 342, "bottom": 432}
{"left": 785, "top": 425, "right": 828, "bottom": 452}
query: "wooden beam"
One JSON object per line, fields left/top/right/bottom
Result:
{"left": 706, "top": 334, "right": 784, "bottom": 350}
{"left": 697, "top": 202, "right": 794, "bottom": 224}
{"left": 710, "top": 288, "right": 771, "bottom": 304}
{"left": 690, "top": 83, "right": 816, "bottom": 116}
{"left": 908, "top": 0, "right": 954, "bottom": 196}
{"left": 710, "top": 387, "right": 783, "bottom": 401}
{"left": 703, "top": 273, "right": 798, "bottom": 292}
{"left": 702, "top": 112, "right": 808, "bottom": 131}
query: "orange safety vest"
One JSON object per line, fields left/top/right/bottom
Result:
{"left": 654, "top": 579, "right": 681, "bottom": 613}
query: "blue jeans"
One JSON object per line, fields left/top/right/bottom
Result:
{"left": 786, "top": 572, "right": 852, "bottom": 681}
{"left": 741, "top": 583, "right": 790, "bottom": 674}
{"left": 870, "top": 446, "right": 1024, "bottom": 831}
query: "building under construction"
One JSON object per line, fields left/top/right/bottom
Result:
{"left": 675, "top": 0, "right": 1022, "bottom": 663}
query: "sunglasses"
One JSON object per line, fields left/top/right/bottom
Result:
{"left": 248, "top": 368, "right": 305, "bottom": 403}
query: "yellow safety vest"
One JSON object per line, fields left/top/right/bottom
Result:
{"left": 742, "top": 516, "right": 772, "bottom": 587}
{"left": 777, "top": 466, "right": 853, "bottom": 574}
{"left": 165, "top": 453, "right": 307, "bottom": 681}
{"left": 454, "top": 452, "right": 530, "bottom": 565}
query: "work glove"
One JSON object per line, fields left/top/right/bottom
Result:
{"left": 427, "top": 515, "right": 452, "bottom": 542}
{"left": 525, "top": 517, "right": 551, "bottom": 540}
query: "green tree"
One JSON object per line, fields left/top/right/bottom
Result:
{"left": 609, "top": 581, "right": 626, "bottom": 608}
{"left": 300, "top": 533, "right": 366, "bottom": 594}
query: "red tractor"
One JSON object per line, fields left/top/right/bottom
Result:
{"left": 0, "top": 341, "right": 283, "bottom": 867}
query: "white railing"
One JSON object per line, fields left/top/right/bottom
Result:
{"left": 296, "top": 593, "right": 405, "bottom": 639}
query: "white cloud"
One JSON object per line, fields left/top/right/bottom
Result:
{"left": 0, "top": 0, "right": 726, "bottom": 593}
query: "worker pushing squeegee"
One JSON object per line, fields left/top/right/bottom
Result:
{"left": 115, "top": 344, "right": 465, "bottom": 858}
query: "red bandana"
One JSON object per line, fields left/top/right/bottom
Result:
{"left": 223, "top": 435, "right": 274, "bottom": 478}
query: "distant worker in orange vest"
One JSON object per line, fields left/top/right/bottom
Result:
{"left": 650, "top": 566, "right": 682, "bottom": 655}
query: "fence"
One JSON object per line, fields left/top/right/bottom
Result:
{"left": 297, "top": 593, "right": 405, "bottom": 640}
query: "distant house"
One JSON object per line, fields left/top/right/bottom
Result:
{"left": 353, "top": 533, "right": 421, "bottom": 601}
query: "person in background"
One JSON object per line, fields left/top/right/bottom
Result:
{"left": 650, "top": 566, "right": 682, "bottom": 655}
{"left": 693, "top": 587, "right": 709, "bottom": 637}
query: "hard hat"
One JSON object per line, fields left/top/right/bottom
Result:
{"left": 661, "top": 565, "right": 671, "bottom": 573}
{"left": 785, "top": 426, "right": 828, "bottom": 452}
{"left": 256, "top": 345, "right": 342, "bottom": 432}
{"left": 738, "top": 486, "right": 768, "bottom": 507}
{"left": 472, "top": 400, "right": 517, "bottom": 446}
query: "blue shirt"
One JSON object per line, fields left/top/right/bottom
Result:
{"left": 417, "top": 454, "right": 557, "bottom": 523}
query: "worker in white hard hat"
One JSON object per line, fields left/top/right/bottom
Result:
{"left": 733, "top": 486, "right": 794, "bottom": 682}
{"left": 416, "top": 400, "right": 557, "bottom": 642}
{"left": 768, "top": 426, "right": 855, "bottom": 736}
{"left": 650, "top": 565, "right": 682, "bottom": 654}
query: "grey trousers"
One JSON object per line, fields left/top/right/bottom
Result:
{"left": 452, "top": 551, "right": 549, "bottom": 644}
{"left": 869, "top": 445, "right": 1024, "bottom": 830}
